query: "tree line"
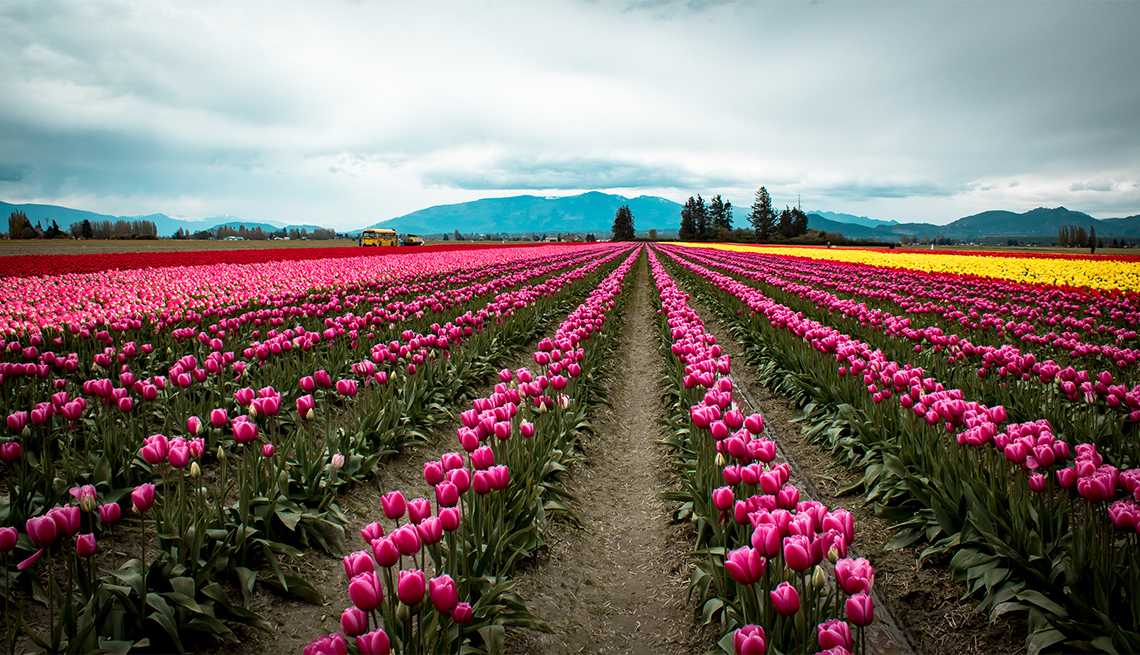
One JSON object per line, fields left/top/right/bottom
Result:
{"left": 1058, "top": 224, "right": 1103, "bottom": 252}
{"left": 6, "top": 211, "right": 158, "bottom": 240}
{"left": 675, "top": 187, "right": 824, "bottom": 243}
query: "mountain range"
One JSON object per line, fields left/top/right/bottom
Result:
{"left": 4, "top": 195, "right": 1140, "bottom": 241}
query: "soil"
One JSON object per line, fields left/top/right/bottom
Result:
{"left": 503, "top": 255, "right": 710, "bottom": 655}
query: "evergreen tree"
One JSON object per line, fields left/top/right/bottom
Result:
{"left": 1089, "top": 225, "right": 1097, "bottom": 254}
{"left": 748, "top": 187, "right": 776, "bottom": 241}
{"left": 693, "top": 195, "right": 708, "bottom": 238}
{"left": 679, "top": 197, "right": 697, "bottom": 241}
{"left": 790, "top": 207, "right": 808, "bottom": 237}
{"left": 612, "top": 204, "right": 635, "bottom": 241}
{"left": 709, "top": 195, "right": 734, "bottom": 232}
{"left": 778, "top": 207, "right": 794, "bottom": 238}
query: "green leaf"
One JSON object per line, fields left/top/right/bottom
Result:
{"left": 477, "top": 625, "right": 505, "bottom": 654}
{"left": 1014, "top": 589, "right": 1069, "bottom": 619}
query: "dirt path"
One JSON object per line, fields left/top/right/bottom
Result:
{"left": 506, "top": 254, "right": 707, "bottom": 655}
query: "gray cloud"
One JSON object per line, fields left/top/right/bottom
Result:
{"left": 0, "top": 164, "right": 31, "bottom": 182}
{"left": 422, "top": 156, "right": 747, "bottom": 191}
{"left": 1070, "top": 179, "right": 1118, "bottom": 192}
{"left": 817, "top": 180, "right": 977, "bottom": 201}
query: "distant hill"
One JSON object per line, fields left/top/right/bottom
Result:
{"left": 807, "top": 210, "right": 898, "bottom": 229}
{"left": 809, "top": 206, "right": 1140, "bottom": 241}
{"left": 363, "top": 192, "right": 684, "bottom": 236}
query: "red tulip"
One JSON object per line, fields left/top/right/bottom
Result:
{"left": 392, "top": 524, "right": 421, "bottom": 556}
{"left": 371, "top": 536, "right": 400, "bottom": 568}
{"left": 0, "top": 526, "right": 18, "bottom": 553}
{"left": 0, "top": 441, "right": 20, "bottom": 463}
{"left": 98, "top": 502, "right": 121, "bottom": 525}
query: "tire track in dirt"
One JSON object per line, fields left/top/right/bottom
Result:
{"left": 506, "top": 254, "right": 708, "bottom": 655}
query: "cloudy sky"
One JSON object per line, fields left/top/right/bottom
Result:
{"left": 1, "top": 0, "right": 1138, "bottom": 230}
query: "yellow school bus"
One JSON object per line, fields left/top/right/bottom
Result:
{"left": 360, "top": 228, "right": 397, "bottom": 246}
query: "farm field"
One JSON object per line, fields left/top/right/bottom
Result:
{"left": 0, "top": 241, "right": 1137, "bottom": 655}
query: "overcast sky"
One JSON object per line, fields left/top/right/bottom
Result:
{"left": 1, "top": 0, "right": 1138, "bottom": 230}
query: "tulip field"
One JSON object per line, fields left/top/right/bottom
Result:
{"left": 0, "top": 240, "right": 1138, "bottom": 654}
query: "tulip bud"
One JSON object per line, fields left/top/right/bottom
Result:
{"left": 813, "top": 565, "right": 827, "bottom": 589}
{"left": 190, "top": 461, "right": 202, "bottom": 479}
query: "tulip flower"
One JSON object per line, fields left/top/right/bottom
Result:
{"left": 70, "top": 484, "right": 97, "bottom": 512}
{"left": 834, "top": 557, "right": 874, "bottom": 594}
{"left": 76, "top": 533, "right": 97, "bottom": 558}
{"left": 300, "top": 375, "right": 316, "bottom": 392}
{"left": 48, "top": 506, "right": 81, "bottom": 537}
{"left": 19, "top": 515, "right": 57, "bottom": 570}
{"left": 355, "top": 628, "right": 390, "bottom": 655}
{"left": 336, "top": 379, "right": 358, "bottom": 397}
{"left": 407, "top": 498, "right": 432, "bottom": 524}
{"left": 371, "top": 536, "right": 400, "bottom": 568}
{"left": 99, "top": 502, "right": 122, "bottom": 525}
{"left": 397, "top": 569, "right": 427, "bottom": 606}
{"left": 344, "top": 551, "right": 375, "bottom": 579}
{"left": 392, "top": 524, "right": 422, "bottom": 556}
{"left": 424, "top": 461, "right": 445, "bottom": 486}
{"left": 232, "top": 417, "right": 259, "bottom": 444}
{"left": 817, "top": 619, "right": 853, "bottom": 651}
{"left": 0, "top": 442, "right": 20, "bottom": 463}
{"left": 349, "top": 571, "right": 384, "bottom": 612}
{"left": 0, "top": 526, "right": 17, "bottom": 553}
{"left": 734, "top": 624, "right": 767, "bottom": 655}
{"left": 341, "top": 606, "right": 369, "bottom": 638}
{"left": 471, "top": 445, "right": 494, "bottom": 470}
{"left": 210, "top": 408, "right": 228, "bottom": 427}
{"left": 751, "top": 522, "right": 781, "bottom": 559}
{"left": 382, "top": 491, "right": 406, "bottom": 520}
{"left": 304, "top": 633, "right": 347, "bottom": 655}
{"left": 168, "top": 442, "right": 190, "bottom": 469}
{"left": 439, "top": 507, "right": 461, "bottom": 532}
{"left": 436, "top": 481, "right": 459, "bottom": 508}
{"left": 360, "top": 522, "right": 384, "bottom": 543}
{"left": 429, "top": 574, "right": 459, "bottom": 613}
{"left": 713, "top": 486, "right": 735, "bottom": 513}
{"left": 416, "top": 516, "right": 443, "bottom": 545}
{"left": 725, "top": 546, "right": 765, "bottom": 586}
{"left": 846, "top": 592, "right": 874, "bottom": 626}
{"left": 132, "top": 483, "right": 156, "bottom": 514}
{"left": 783, "top": 534, "right": 812, "bottom": 572}
{"left": 770, "top": 581, "right": 800, "bottom": 617}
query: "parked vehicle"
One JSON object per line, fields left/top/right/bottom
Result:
{"left": 359, "top": 228, "right": 397, "bottom": 246}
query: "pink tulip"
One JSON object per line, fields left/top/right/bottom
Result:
{"left": 382, "top": 491, "right": 406, "bottom": 520}
{"left": 407, "top": 498, "right": 432, "bottom": 524}
{"left": 416, "top": 516, "right": 443, "bottom": 545}
{"left": 371, "top": 536, "right": 400, "bottom": 568}
{"left": 348, "top": 571, "right": 384, "bottom": 612}
{"left": 392, "top": 524, "right": 421, "bottom": 556}
{"left": 397, "top": 569, "right": 426, "bottom": 606}
{"left": 734, "top": 624, "right": 767, "bottom": 655}
{"left": 428, "top": 574, "right": 458, "bottom": 613}
{"left": 0, "top": 526, "right": 17, "bottom": 553}
{"left": 314, "top": 370, "right": 333, "bottom": 389}
{"left": 441, "top": 452, "right": 464, "bottom": 472}
{"left": 713, "top": 486, "right": 735, "bottom": 512}
{"left": 439, "top": 507, "right": 461, "bottom": 532}
{"left": 304, "top": 633, "right": 347, "bottom": 655}
{"left": 49, "top": 506, "right": 81, "bottom": 537}
{"left": 724, "top": 546, "right": 765, "bottom": 586}
{"left": 336, "top": 379, "right": 358, "bottom": 397}
{"left": 488, "top": 465, "right": 510, "bottom": 491}
{"left": 355, "top": 629, "right": 390, "bottom": 655}
{"left": 341, "top": 606, "right": 369, "bottom": 638}
{"left": 452, "top": 602, "right": 473, "bottom": 624}
{"left": 168, "top": 442, "right": 190, "bottom": 469}
{"left": 817, "top": 619, "right": 853, "bottom": 651}
{"left": 27, "top": 514, "right": 57, "bottom": 546}
{"left": 448, "top": 467, "right": 471, "bottom": 494}
{"left": 232, "top": 417, "right": 259, "bottom": 444}
{"left": 7, "top": 411, "right": 28, "bottom": 432}
{"left": 76, "top": 533, "right": 97, "bottom": 557}
{"left": 783, "top": 534, "right": 812, "bottom": 572}
{"left": 846, "top": 592, "right": 874, "bottom": 626}
{"left": 300, "top": 375, "right": 316, "bottom": 392}
{"left": 210, "top": 408, "right": 228, "bottom": 427}
{"left": 770, "top": 581, "right": 800, "bottom": 617}
{"left": 0, "top": 441, "right": 20, "bottom": 463}
{"left": 262, "top": 443, "right": 275, "bottom": 458}
{"left": 360, "top": 522, "right": 384, "bottom": 543}
{"left": 344, "top": 550, "right": 375, "bottom": 579}
{"left": 1057, "top": 467, "right": 1078, "bottom": 488}
{"left": 98, "top": 502, "right": 121, "bottom": 525}
{"left": 751, "top": 522, "right": 781, "bottom": 559}
{"left": 132, "top": 483, "right": 156, "bottom": 514}
{"left": 471, "top": 445, "right": 494, "bottom": 470}
{"left": 834, "top": 557, "right": 875, "bottom": 594}
{"left": 436, "top": 482, "right": 459, "bottom": 508}
{"left": 424, "top": 461, "right": 445, "bottom": 486}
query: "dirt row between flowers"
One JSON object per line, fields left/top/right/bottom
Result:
{"left": 502, "top": 254, "right": 709, "bottom": 655}
{"left": 682, "top": 289, "right": 1029, "bottom": 655}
